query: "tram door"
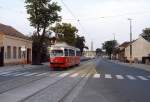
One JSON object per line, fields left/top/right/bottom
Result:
{"left": 0, "top": 47, "right": 4, "bottom": 66}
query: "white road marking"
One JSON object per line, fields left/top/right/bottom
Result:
{"left": 0, "top": 71, "right": 12, "bottom": 75}
{"left": 50, "top": 73, "right": 59, "bottom": 77}
{"left": 70, "top": 73, "right": 79, "bottom": 77}
{"left": 105, "top": 74, "right": 112, "bottom": 79}
{"left": 59, "top": 73, "right": 69, "bottom": 77}
{"left": 93, "top": 74, "right": 100, "bottom": 78}
{"left": 1, "top": 71, "right": 22, "bottom": 76}
{"left": 23, "top": 73, "right": 38, "bottom": 76}
{"left": 14, "top": 72, "right": 30, "bottom": 76}
{"left": 126, "top": 75, "right": 136, "bottom": 80}
{"left": 1, "top": 72, "right": 16, "bottom": 76}
{"left": 35, "top": 73, "right": 47, "bottom": 76}
{"left": 147, "top": 76, "right": 150, "bottom": 78}
{"left": 115, "top": 75, "right": 124, "bottom": 79}
{"left": 10, "top": 72, "right": 22, "bottom": 76}
{"left": 81, "top": 74, "right": 85, "bottom": 78}
{"left": 137, "top": 76, "right": 148, "bottom": 80}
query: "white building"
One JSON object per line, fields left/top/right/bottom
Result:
{"left": 0, "top": 23, "right": 32, "bottom": 66}
{"left": 125, "top": 36, "right": 150, "bottom": 62}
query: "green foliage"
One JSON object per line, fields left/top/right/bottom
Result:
{"left": 142, "top": 28, "right": 150, "bottom": 41}
{"left": 141, "top": 28, "right": 150, "bottom": 42}
{"left": 143, "top": 28, "right": 150, "bottom": 36}
{"left": 51, "top": 23, "right": 87, "bottom": 54}
{"left": 96, "top": 48, "right": 102, "bottom": 56}
{"left": 51, "top": 23, "right": 78, "bottom": 46}
{"left": 75, "top": 35, "right": 85, "bottom": 54}
{"left": 25, "top": 0, "right": 61, "bottom": 31}
{"left": 25, "top": 0, "right": 61, "bottom": 64}
{"left": 102, "top": 40, "right": 118, "bottom": 58}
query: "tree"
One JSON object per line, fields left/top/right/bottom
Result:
{"left": 96, "top": 48, "right": 102, "bottom": 56}
{"left": 25, "top": 0, "right": 61, "bottom": 64}
{"left": 51, "top": 23, "right": 78, "bottom": 46}
{"left": 102, "top": 40, "right": 118, "bottom": 59}
{"left": 75, "top": 35, "right": 85, "bottom": 54}
{"left": 142, "top": 28, "right": 150, "bottom": 40}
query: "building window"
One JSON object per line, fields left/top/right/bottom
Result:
{"left": 7, "top": 46, "right": 11, "bottom": 59}
{"left": 18, "top": 47, "right": 21, "bottom": 59}
{"left": 13, "top": 47, "right": 17, "bottom": 59}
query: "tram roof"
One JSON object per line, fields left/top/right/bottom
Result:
{"left": 51, "top": 42, "right": 80, "bottom": 51}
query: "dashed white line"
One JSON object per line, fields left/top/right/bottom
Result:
{"left": 137, "top": 76, "right": 149, "bottom": 80}
{"left": 35, "top": 73, "right": 47, "bottom": 76}
{"left": 126, "top": 75, "right": 136, "bottom": 80}
{"left": 58, "top": 73, "right": 69, "bottom": 77}
{"left": 0, "top": 71, "right": 12, "bottom": 75}
{"left": 93, "top": 74, "right": 100, "bottom": 78}
{"left": 23, "top": 73, "right": 38, "bottom": 76}
{"left": 1, "top": 72, "right": 16, "bottom": 76}
{"left": 105, "top": 74, "right": 112, "bottom": 79}
{"left": 14, "top": 72, "right": 31, "bottom": 76}
{"left": 81, "top": 74, "right": 85, "bottom": 78}
{"left": 115, "top": 75, "right": 124, "bottom": 79}
{"left": 70, "top": 73, "right": 79, "bottom": 78}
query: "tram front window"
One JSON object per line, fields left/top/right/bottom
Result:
{"left": 50, "top": 50, "right": 63, "bottom": 57}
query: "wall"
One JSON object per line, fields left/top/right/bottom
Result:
{"left": 0, "top": 33, "right": 4, "bottom": 46}
{"left": 3, "top": 35, "right": 32, "bottom": 65}
{"left": 125, "top": 37, "right": 150, "bottom": 62}
{"left": 83, "top": 51, "right": 96, "bottom": 58}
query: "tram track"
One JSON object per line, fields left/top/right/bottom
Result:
{"left": 58, "top": 63, "right": 95, "bottom": 102}
{"left": 0, "top": 60, "right": 91, "bottom": 95}
{"left": 21, "top": 61, "right": 95, "bottom": 102}
{"left": 0, "top": 60, "right": 94, "bottom": 102}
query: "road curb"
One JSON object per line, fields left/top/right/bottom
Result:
{"left": 108, "top": 60, "right": 150, "bottom": 72}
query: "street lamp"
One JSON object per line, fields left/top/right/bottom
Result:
{"left": 128, "top": 18, "right": 132, "bottom": 64}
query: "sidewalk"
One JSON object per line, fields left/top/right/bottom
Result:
{"left": 0, "top": 62, "right": 49, "bottom": 72}
{"left": 109, "top": 60, "right": 150, "bottom": 72}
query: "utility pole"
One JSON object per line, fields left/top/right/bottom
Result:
{"left": 128, "top": 18, "right": 132, "bottom": 64}
{"left": 91, "top": 41, "right": 93, "bottom": 51}
{"left": 113, "top": 33, "right": 116, "bottom": 41}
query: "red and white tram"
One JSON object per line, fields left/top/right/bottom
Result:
{"left": 48, "top": 43, "right": 81, "bottom": 69}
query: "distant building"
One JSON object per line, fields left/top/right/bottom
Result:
{"left": 125, "top": 36, "right": 150, "bottom": 63}
{"left": 83, "top": 50, "right": 96, "bottom": 58}
{"left": 0, "top": 23, "right": 32, "bottom": 66}
{"left": 91, "top": 41, "right": 93, "bottom": 51}
{"left": 113, "top": 42, "right": 130, "bottom": 61}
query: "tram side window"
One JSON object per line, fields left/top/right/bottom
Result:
{"left": 76, "top": 51, "right": 81, "bottom": 56}
{"left": 69, "top": 49, "right": 75, "bottom": 56}
{"left": 72, "top": 50, "right": 75, "bottom": 56}
{"left": 64, "top": 49, "right": 68, "bottom": 56}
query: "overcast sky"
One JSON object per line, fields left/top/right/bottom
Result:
{"left": 0, "top": 0, "right": 150, "bottom": 50}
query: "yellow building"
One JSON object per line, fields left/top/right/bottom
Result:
{"left": 83, "top": 51, "right": 96, "bottom": 58}
{"left": 0, "top": 23, "right": 32, "bottom": 66}
{"left": 125, "top": 36, "right": 150, "bottom": 63}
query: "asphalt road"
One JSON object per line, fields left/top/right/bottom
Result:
{"left": 74, "top": 58, "right": 150, "bottom": 102}
{"left": 0, "top": 60, "right": 94, "bottom": 102}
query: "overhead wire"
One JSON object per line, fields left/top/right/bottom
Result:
{"left": 62, "top": 11, "right": 150, "bottom": 21}
{"left": 60, "top": 0, "right": 88, "bottom": 36}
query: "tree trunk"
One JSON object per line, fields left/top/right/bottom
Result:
{"left": 32, "top": 51, "right": 41, "bottom": 65}
{"left": 32, "top": 41, "right": 42, "bottom": 65}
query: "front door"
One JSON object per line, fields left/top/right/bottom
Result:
{"left": 0, "top": 47, "right": 4, "bottom": 66}
{"left": 27, "top": 48, "right": 31, "bottom": 64}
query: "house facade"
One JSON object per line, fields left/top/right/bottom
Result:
{"left": 125, "top": 36, "right": 150, "bottom": 63}
{"left": 0, "top": 23, "right": 32, "bottom": 66}
{"left": 112, "top": 42, "right": 130, "bottom": 62}
{"left": 83, "top": 51, "right": 96, "bottom": 58}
